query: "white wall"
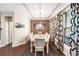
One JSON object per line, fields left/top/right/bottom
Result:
{"left": 0, "top": 14, "right": 6, "bottom": 47}
{"left": 12, "top": 13, "right": 30, "bottom": 47}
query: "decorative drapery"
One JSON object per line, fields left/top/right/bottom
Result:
{"left": 70, "top": 3, "right": 79, "bottom": 56}
{"left": 56, "top": 13, "right": 64, "bottom": 52}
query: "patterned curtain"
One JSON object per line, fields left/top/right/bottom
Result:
{"left": 70, "top": 3, "right": 79, "bottom": 56}
{"left": 56, "top": 13, "right": 64, "bottom": 52}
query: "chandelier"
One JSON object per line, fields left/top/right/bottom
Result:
{"left": 35, "top": 3, "right": 45, "bottom": 31}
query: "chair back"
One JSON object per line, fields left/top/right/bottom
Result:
{"left": 45, "top": 32, "right": 50, "bottom": 42}
{"left": 35, "top": 39, "right": 45, "bottom": 47}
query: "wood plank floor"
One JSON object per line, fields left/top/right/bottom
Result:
{"left": 0, "top": 40, "right": 65, "bottom": 56}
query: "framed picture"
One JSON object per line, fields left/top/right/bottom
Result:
{"left": 15, "top": 23, "right": 25, "bottom": 28}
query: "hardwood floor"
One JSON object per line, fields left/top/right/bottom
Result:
{"left": 0, "top": 40, "right": 65, "bottom": 56}
{"left": 0, "top": 44, "right": 27, "bottom": 56}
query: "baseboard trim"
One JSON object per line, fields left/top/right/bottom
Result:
{"left": 12, "top": 39, "right": 29, "bottom": 47}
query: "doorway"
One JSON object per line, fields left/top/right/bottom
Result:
{"left": 5, "top": 16, "right": 13, "bottom": 47}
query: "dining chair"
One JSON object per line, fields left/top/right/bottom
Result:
{"left": 34, "top": 39, "right": 45, "bottom": 56}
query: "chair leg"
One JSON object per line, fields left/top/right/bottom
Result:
{"left": 46, "top": 42, "right": 49, "bottom": 54}
{"left": 35, "top": 49, "right": 36, "bottom": 56}
{"left": 43, "top": 49, "right": 44, "bottom": 56}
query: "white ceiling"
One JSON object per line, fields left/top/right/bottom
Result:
{"left": 24, "top": 3, "right": 59, "bottom": 20}
{"left": 0, "top": 3, "right": 70, "bottom": 20}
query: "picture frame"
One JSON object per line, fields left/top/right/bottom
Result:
{"left": 15, "top": 23, "right": 25, "bottom": 28}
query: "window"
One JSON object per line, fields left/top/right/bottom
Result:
{"left": 64, "top": 10, "right": 71, "bottom": 46}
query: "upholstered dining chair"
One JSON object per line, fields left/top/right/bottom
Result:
{"left": 34, "top": 39, "right": 45, "bottom": 56}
